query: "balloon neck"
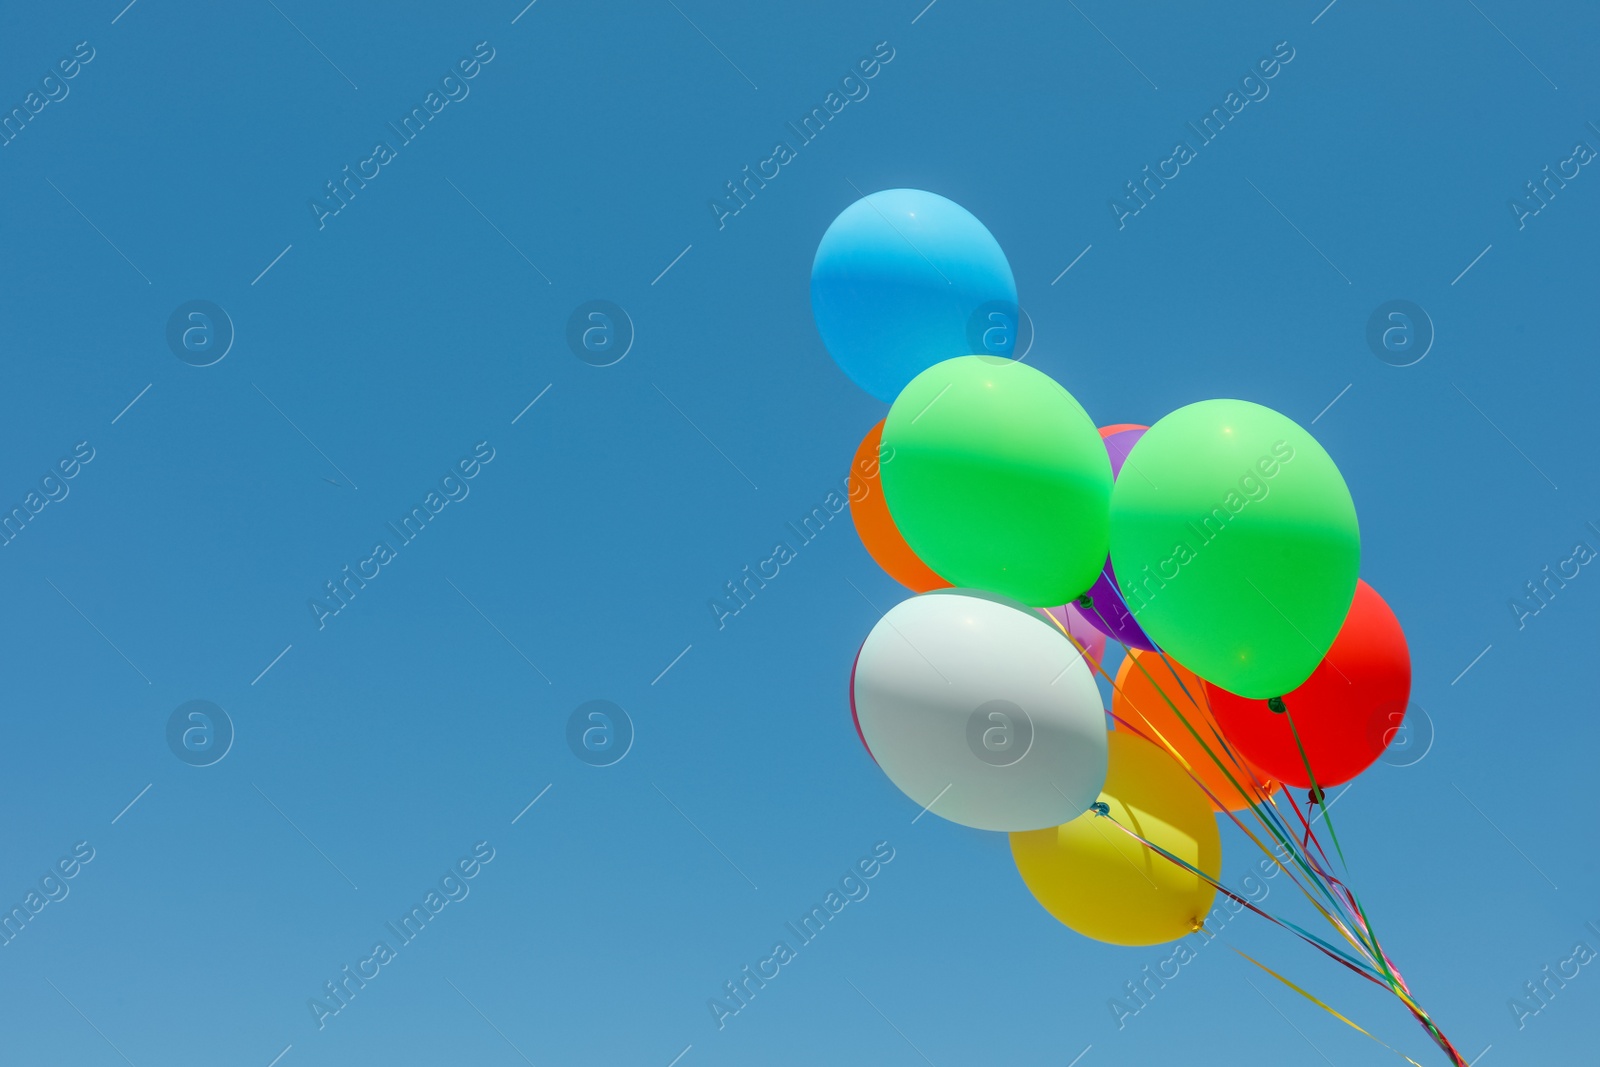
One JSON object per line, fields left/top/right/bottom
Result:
{"left": 1308, "top": 787, "right": 1325, "bottom": 806}
{"left": 1190, "top": 917, "right": 1205, "bottom": 933}
{"left": 1267, "top": 697, "right": 1287, "bottom": 714}
{"left": 1089, "top": 801, "right": 1110, "bottom": 817}
{"left": 1076, "top": 594, "right": 1094, "bottom": 608}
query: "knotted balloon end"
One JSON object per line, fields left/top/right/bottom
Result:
{"left": 1089, "top": 801, "right": 1110, "bottom": 817}
{"left": 1077, "top": 594, "right": 1095, "bottom": 608}
{"left": 1267, "top": 696, "right": 1286, "bottom": 714}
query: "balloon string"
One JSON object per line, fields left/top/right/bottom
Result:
{"left": 1105, "top": 644, "right": 1359, "bottom": 935}
{"left": 1045, "top": 612, "right": 1465, "bottom": 1063}
{"left": 1233, "top": 949, "right": 1442, "bottom": 1067}
{"left": 1043, "top": 612, "right": 1361, "bottom": 950}
{"left": 1093, "top": 809, "right": 1386, "bottom": 982}
{"left": 1132, "top": 671, "right": 1382, "bottom": 979}
{"left": 1112, "top": 644, "right": 1394, "bottom": 975}
{"left": 1106, "top": 707, "right": 1340, "bottom": 921}
{"left": 1270, "top": 710, "right": 1410, "bottom": 996}
{"left": 1302, "top": 790, "right": 1318, "bottom": 852}
{"left": 1049, "top": 612, "right": 1413, "bottom": 1013}
{"left": 1104, "top": 704, "right": 1372, "bottom": 967}
{"left": 1122, "top": 668, "right": 1463, "bottom": 1062}
{"left": 1099, "top": 809, "right": 1469, "bottom": 1067}
{"left": 1277, "top": 786, "right": 1342, "bottom": 903}
{"left": 1281, "top": 703, "right": 1350, "bottom": 871}
{"left": 1051, "top": 616, "right": 1287, "bottom": 867}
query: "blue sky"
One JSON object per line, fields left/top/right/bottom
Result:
{"left": 1, "top": 1, "right": 1597, "bottom": 1064}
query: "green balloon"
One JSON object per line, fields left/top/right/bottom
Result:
{"left": 880, "top": 356, "right": 1112, "bottom": 606}
{"left": 1108, "top": 399, "right": 1359, "bottom": 698}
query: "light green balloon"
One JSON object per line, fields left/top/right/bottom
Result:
{"left": 880, "top": 356, "right": 1112, "bottom": 606}
{"left": 1108, "top": 399, "right": 1359, "bottom": 698}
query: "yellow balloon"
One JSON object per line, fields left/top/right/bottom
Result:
{"left": 1010, "top": 730, "right": 1221, "bottom": 946}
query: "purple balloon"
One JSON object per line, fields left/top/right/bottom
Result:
{"left": 1080, "top": 427, "right": 1157, "bottom": 651}
{"left": 1081, "top": 560, "right": 1157, "bottom": 651}
{"left": 1103, "top": 428, "right": 1144, "bottom": 479}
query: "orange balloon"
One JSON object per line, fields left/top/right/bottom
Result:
{"left": 1113, "top": 649, "right": 1279, "bottom": 812}
{"left": 849, "top": 421, "right": 950, "bottom": 593}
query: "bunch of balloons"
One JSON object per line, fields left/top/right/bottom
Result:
{"left": 815, "top": 190, "right": 1464, "bottom": 1064}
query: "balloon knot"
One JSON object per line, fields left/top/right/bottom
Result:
{"left": 1191, "top": 917, "right": 1205, "bottom": 932}
{"left": 1077, "top": 594, "right": 1094, "bottom": 608}
{"left": 1089, "top": 801, "right": 1110, "bottom": 817}
{"left": 1267, "top": 697, "right": 1286, "bottom": 714}
{"left": 1308, "top": 787, "right": 1325, "bottom": 806}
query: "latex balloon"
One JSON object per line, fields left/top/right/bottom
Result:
{"left": 1102, "top": 427, "right": 1148, "bottom": 477}
{"left": 1081, "top": 560, "right": 1156, "bottom": 651}
{"left": 1098, "top": 423, "right": 1146, "bottom": 439}
{"left": 1041, "top": 602, "right": 1108, "bottom": 670}
{"left": 880, "top": 357, "right": 1113, "bottom": 607}
{"left": 1113, "top": 649, "right": 1278, "bottom": 812}
{"left": 1108, "top": 400, "right": 1360, "bottom": 698}
{"left": 1207, "top": 580, "right": 1410, "bottom": 788}
{"left": 1081, "top": 426, "right": 1156, "bottom": 651}
{"left": 1011, "top": 730, "right": 1221, "bottom": 946}
{"left": 811, "top": 189, "right": 1017, "bottom": 402}
{"left": 853, "top": 589, "right": 1107, "bottom": 831}
{"left": 848, "top": 641, "right": 875, "bottom": 763}
{"left": 848, "top": 421, "right": 950, "bottom": 593}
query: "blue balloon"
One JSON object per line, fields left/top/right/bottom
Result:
{"left": 811, "top": 189, "right": 1017, "bottom": 403}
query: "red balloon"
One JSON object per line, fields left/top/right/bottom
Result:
{"left": 1207, "top": 580, "right": 1410, "bottom": 789}
{"left": 1098, "top": 423, "right": 1146, "bottom": 439}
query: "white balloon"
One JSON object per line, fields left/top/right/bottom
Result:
{"left": 854, "top": 590, "right": 1108, "bottom": 832}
